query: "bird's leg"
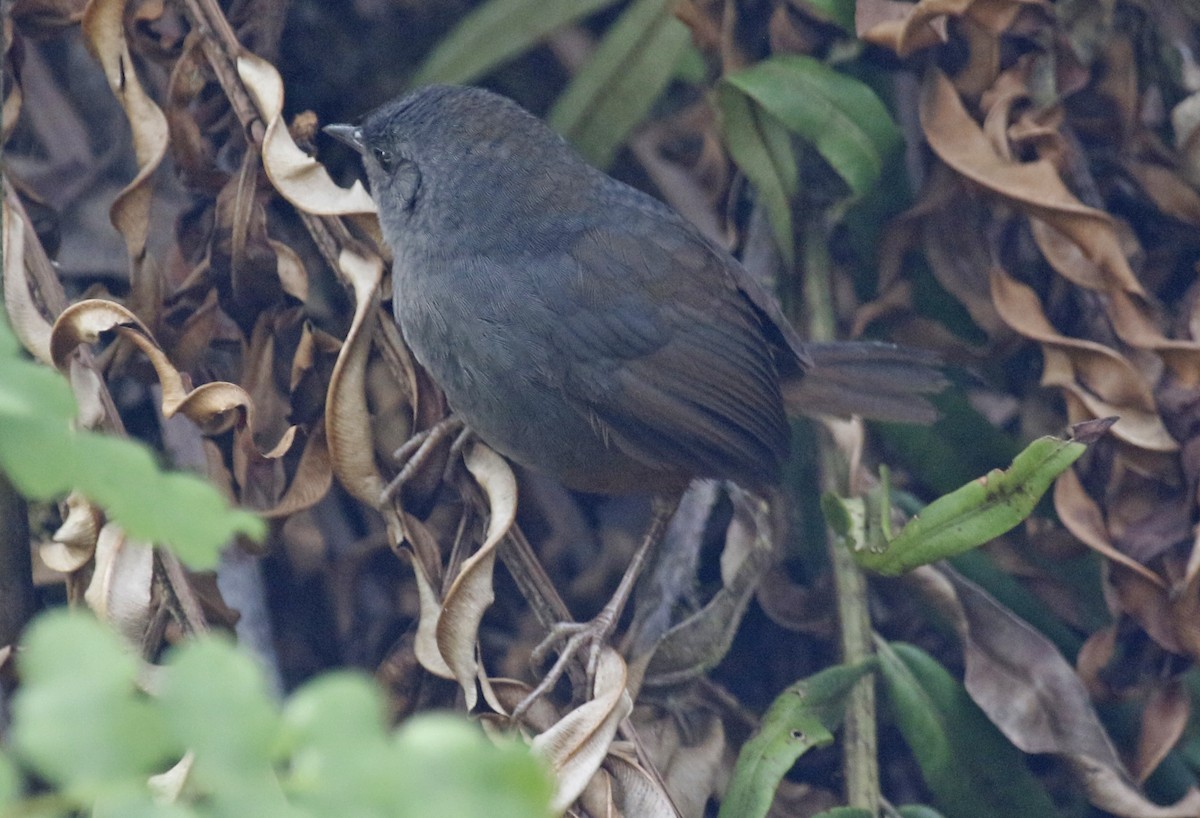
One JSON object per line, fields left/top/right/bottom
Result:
{"left": 512, "top": 492, "right": 682, "bottom": 721}
{"left": 380, "top": 416, "right": 467, "bottom": 504}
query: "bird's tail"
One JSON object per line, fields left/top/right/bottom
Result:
{"left": 783, "top": 341, "right": 947, "bottom": 424}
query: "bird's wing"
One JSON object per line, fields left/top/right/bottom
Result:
{"left": 540, "top": 222, "right": 789, "bottom": 488}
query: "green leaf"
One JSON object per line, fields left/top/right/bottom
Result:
{"left": 547, "top": 0, "right": 692, "bottom": 168}
{"left": 412, "top": 0, "right": 620, "bottom": 86}
{"left": 877, "top": 642, "right": 1058, "bottom": 818}
{"left": 723, "top": 55, "right": 901, "bottom": 196}
{"left": 828, "top": 434, "right": 1086, "bottom": 575}
{"left": 812, "top": 809, "right": 874, "bottom": 818}
{"left": 716, "top": 84, "right": 799, "bottom": 264}
{"left": 0, "top": 751, "right": 20, "bottom": 807}
{"left": 798, "top": 0, "right": 856, "bottom": 32}
{"left": 897, "top": 807, "right": 948, "bottom": 818}
{"left": 282, "top": 673, "right": 396, "bottom": 813}
{"left": 0, "top": 313, "right": 264, "bottom": 568}
{"left": 159, "top": 639, "right": 282, "bottom": 788}
{"left": 11, "top": 612, "right": 175, "bottom": 797}
{"left": 390, "top": 715, "right": 555, "bottom": 818}
{"left": 719, "top": 660, "right": 878, "bottom": 818}
{"left": 718, "top": 54, "right": 900, "bottom": 261}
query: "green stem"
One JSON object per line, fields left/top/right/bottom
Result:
{"left": 802, "top": 219, "right": 880, "bottom": 815}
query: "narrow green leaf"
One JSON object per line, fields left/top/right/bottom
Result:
{"left": 412, "top": 0, "right": 620, "bottom": 86}
{"left": 719, "top": 660, "right": 878, "bottom": 818}
{"left": 831, "top": 435, "right": 1085, "bottom": 575}
{"left": 723, "top": 54, "right": 901, "bottom": 196}
{"left": 547, "top": 0, "right": 691, "bottom": 168}
{"left": 716, "top": 84, "right": 799, "bottom": 264}
{"left": 877, "top": 642, "right": 1058, "bottom": 818}
{"left": 799, "top": 0, "right": 857, "bottom": 32}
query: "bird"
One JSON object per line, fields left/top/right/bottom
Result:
{"left": 324, "top": 84, "right": 943, "bottom": 710}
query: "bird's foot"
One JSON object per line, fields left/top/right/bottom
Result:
{"left": 510, "top": 609, "right": 618, "bottom": 723}
{"left": 379, "top": 416, "right": 469, "bottom": 505}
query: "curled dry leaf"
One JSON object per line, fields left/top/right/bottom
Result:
{"left": 603, "top": 746, "right": 683, "bottom": 818}
{"left": 236, "top": 53, "right": 376, "bottom": 216}
{"left": 856, "top": 0, "right": 1037, "bottom": 59}
{"left": 644, "top": 490, "right": 776, "bottom": 686}
{"left": 531, "top": 647, "right": 633, "bottom": 815}
{"left": 84, "top": 523, "right": 153, "bottom": 647}
{"left": 80, "top": 0, "right": 169, "bottom": 321}
{"left": 39, "top": 491, "right": 102, "bottom": 573}
{"left": 935, "top": 567, "right": 1200, "bottom": 818}
{"left": 989, "top": 267, "right": 1177, "bottom": 454}
{"left": 324, "top": 248, "right": 386, "bottom": 505}
{"left": 434, "top": 441, "right": 516, "bottom": 710}
{"left": 2, "top": 202, "right": 54, "bottom": 365}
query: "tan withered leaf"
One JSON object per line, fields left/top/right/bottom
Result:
{"left": 84, "top": 524, "right": 153, "bottom": 647}
{"left": 236, "top": 53, "right": 375, "bottom": 216}
{"left": 531, "top": 647, "right": 633, "bottom": 814}
{"left": 324, "top": 249, "right": 386, "bottom": 505}
{"left": 2, "top": 203, "right": 54, "bottom": 365}
{"left": 1133, "top": 680, "right": 1190, "bottom": 785}
{"left": 39, "top": 491, "right": 102, "bottom": 574}
{"left": 80, "top": 0, "right": 169, "bottom": 325}
{"left": 1053, "top": 467, "right": 1167, "bottom": 587}
{"left": 934, "top": 567, "right": 1200, "bottom": 817}
{"left": 435, "top": 442, "right": 517, "bottom": 710}
{"left": 989, "top": 267, "right": 1176, "bottom": 454}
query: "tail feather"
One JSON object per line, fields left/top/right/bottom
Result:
{"left": 783, "top": 341, "right": 947, "bottom": 424}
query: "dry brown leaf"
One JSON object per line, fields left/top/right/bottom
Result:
{"left": 2, "top": 202, "right": 54, "bottom": 364}
{"left": 236, "top": 53, "right": 376, "bottom": 216}
{"left": 989, "top": 267, "right": 1176, "bottom": 453}
{"left": 324, "top": 248, "right": 386, "bottom": 505}
{"left": 532, "top": 647, "right": 633, "bottom": 814}
{"left": 922, "top": 68, "right": 1145, "bottom": 297}
{"left": 604, "top": 745, "right": 683, "bottom": 818}
{"left": 84, "top": 524, "right": 153, "bottom": 646}
{"left": 935, "top": 568, "right": 1200, "bottom": 818}
{"left": 1132, "top": 679, "right": 1189, "bottom": 784}
{"left": 81, "top": 0, "right": 169, "bottom": 325}
{"left": 39, "top": 491, "right": 102, "bottom": 573}
{"left": 435, "top": 442, "right": 516, "bottom": 710}
{"left": 1054, "top": 467, "right": 1166, "bottom": 587}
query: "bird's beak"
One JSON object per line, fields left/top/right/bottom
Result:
{"left": 323, "top": 123, "right": 365, "bottom": 154}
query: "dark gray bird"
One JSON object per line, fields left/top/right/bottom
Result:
{"left": 325, "top": 85, "right": 943, "bottom": 706}
{"left": 326, "top": 85, "right": 940, "bottom": 497}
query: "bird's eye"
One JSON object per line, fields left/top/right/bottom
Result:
{"left": 373, "top": 147, "right": 395, "bottom": 172}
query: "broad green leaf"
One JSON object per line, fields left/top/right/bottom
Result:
{"left": 717, "top": 84, "right": 799, "bottom": 264}
{"left": 282, "top": 673, "right": 396, "bottom": 813}
{"left": 0, "top": 314, "right": 264, "bottom": 568}
{"left": 11, "top": 612, "right": 175, "bottom": 796}
{"left": 878, "top": 642, "right": 1058, "bottom": 818}
{"left": 826, "top": 434, "right": 1085, "bottom": 575}
{"left": 812, "top": 809, "right": 873, "bottom": 818}
{"left": 718, "top": 55, "right": 900, "bottom": 260}
{"left": 719, "top": 660, "right": 877, "bottom": 818}
{"left": 412, "top": 0, "right": 620, "bottom": 86}
{"left": 0, "top": 751, "right": 20, "bottom": 807}
{"left": 390, "top": 715, "right": 555, "bottom": 818}
{"left": 725, "top": 55, "right": 901, "bottom": 195}
{"left": 160, "top": 638, "right": 282, "bottom": 789}
{"left": 897, "top": 807, "right": 947, "bottom": 818}
{"left": 798, "top": 0, "right": 856, "bottom": 32}
{"left": 548, "top": 0, "right": 691, "bottom": 168}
